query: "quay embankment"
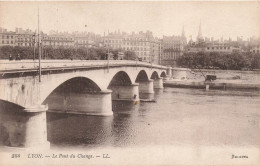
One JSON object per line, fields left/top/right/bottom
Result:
{"left": 164, "top": 79, "right": 260, "bottom": 90}
{"left": 164, "top": 68, "right": 260, "bottom": 91}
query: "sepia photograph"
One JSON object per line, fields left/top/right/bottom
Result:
{"left": 0, "top": 0, "right": 259, "bottom": 165}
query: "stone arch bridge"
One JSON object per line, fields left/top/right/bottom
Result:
{"left": 0, "top": 60, "right": 171, "bottom": 148}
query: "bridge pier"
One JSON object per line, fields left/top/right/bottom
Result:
{"left": 0, "top": 105, "right": 50, "bottom": 149}
{"left": 166, "top": 67, "right": 173, "bottom": 79}
{"left": 153, "top": 77, "right": 164, "bottom": 89}
{"left": 139, "top": 79, "right": 154, "bottom": 94}
{"left": 109, "top": 83, "right": 140, "bottom": 102}
{"left": 46, "top": 90, "right": 113, "bottom": 116}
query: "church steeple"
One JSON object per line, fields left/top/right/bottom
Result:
{"left": 197, "top": 21, "right": 202, "bottom": 39}
{"left": 181, "top": 25, "right": 185, "bottom": 38}
{"left": 197, "top": 21, "right": 204, "bottom": 43}
{"left": 181, "top": 25, "right": 187, "bottom": 45}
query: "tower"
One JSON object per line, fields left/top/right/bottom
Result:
{"left": 181, "top": 25, "right": 185, "bottom": 38}
{"left": 181, "top": 25, "right": 187, "bottom": 45}
{"left": 197, "top": 21, "right": 204, "bottom": 44}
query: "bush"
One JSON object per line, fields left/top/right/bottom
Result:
{"left": 0, "top": 46, "right": 133, "bottom": 60}
{"left": 176, "top": 51, "right": 260, "bottom": 70}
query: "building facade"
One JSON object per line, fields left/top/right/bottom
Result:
{"left": 73, "top": 32, "right": 102, "bottom": 48}
{"left": 103, "top": 30, "right": 161, "bottom": 64}
{"left": 251, "top": 44, "right": 260, "bottom": 53}
{"left": 0, "top": 28, "right": 17, "bottom": 47}
{"left": 160, "top": 26, "right": 187, "bottom": 67}
{"left": 204, "top": 43, "right": 241, "bottom": 53}
{"left": 185, "top": 23, "right": 242, "bottom": 54}
{"left": 0, "top": 27, "right": 102, "bottom": 49}
{"left": 42, "top": 33, "right": 74, "bottom": 48}
{"left": 161, "top": 35, "right": 186, "bottom": 66}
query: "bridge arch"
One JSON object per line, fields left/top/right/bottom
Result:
{"left": 48, "top": 76, "right": 101, "bottom": 94}
{"left": 160, "top": 71, "right": 167, "bottom": 78}
{"left": 108, "top": 71, "right": 132, "bottom": 88}
{"left": 40, "top": 75, "right": 102, "bottom": 105}
{"left": 151, "top": 71, "right": 160, "bottom": 79}
{"left": 107, "top": 71, "right": 138, "bottom": 101}
{"left": 42, "top": 76, "right": 112, "bottom": 116}
{"left": 135, "top": 70, "right": 149, "bottom": 83}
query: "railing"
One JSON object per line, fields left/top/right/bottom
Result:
{"left": 0, "top": 59, "right": 168, "bottom": 72}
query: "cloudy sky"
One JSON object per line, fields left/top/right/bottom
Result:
{"left": 0, "top": 1, "right": 259, "bottom": 40}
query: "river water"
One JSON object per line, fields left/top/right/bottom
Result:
{"left": 47, "top": 87, "right": 260, "bottom": 149}
{"left": 0, "top": 70, "right": 260, "bottom": 165}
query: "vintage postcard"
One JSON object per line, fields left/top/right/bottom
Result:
{"left": 0, "top": 1, "right": 259, "bottom": 165}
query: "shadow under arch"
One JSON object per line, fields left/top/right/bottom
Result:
{"left": 48, "top": 76, "right": 101, "bottom": 95}
{"left": 135, "top": 70, "right": 149, "bottom": 82}
{"left": 43, "top": 76, "right": 114, "bottom": 116}
{"left": 108, "top": 71, "right": 132, "bottom": 88}
{"left": 43, "top": 76, "right": 102, "bottom": 112}
{"left": 0, "top": 99, "right": 25, "bottom": 111}
{"left": 160, "top": 71, "right": 167, "bottom": 78}
{"left": 108, "top": 71, "right": 137, "bottom": 111}
{"left": 151, "top": 71, "right": 159, "bottom": 79}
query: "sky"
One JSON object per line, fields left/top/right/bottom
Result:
{"left": 0, "top": 1, "right": 260, "bottom": 40}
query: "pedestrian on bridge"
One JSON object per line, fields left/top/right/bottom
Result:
{"left": 9, "top": 54, "right": 13, "bottom": 61}
{"left": 16, "top": 54, "right": 21, "bottom": 61}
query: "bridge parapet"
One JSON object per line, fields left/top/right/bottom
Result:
{"left": 0, "top": 60, "right": 167, "bottom": 72}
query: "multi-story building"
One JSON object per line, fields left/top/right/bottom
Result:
{"left": 73, "top": 32, "right": 102, "bottom": 48}
{"left": 248, "top": 38, "right": 260, "bottom": 53}
{"left": 103, "top": 30, "right": 124, "bottom": 50}
{"left": 160, "top": 26, "right": 187, "bottom": 67}
{"left": 204, "top": 43, "right": 241, "bottom": 53}
{"left": 185, "top": 23, "right": 242, "bottom": 54}
{"left": 186, "top": 42, "right": 241, "bottom": 54}
{"left": 0, "top": 28, "right": 17, "bottom": 46}
{"left": 0, "top": 28, "right": 36, "bottom": 47}
{"left": 15, "top": 28, "right": 35, "bottom": 47}
{"left": 251, "top": 44, "right": 260, "bottom": 53}
{"left": 103, "top": 30, "right": 161, "bottom": 64}
{"left": 161, "top": 35, "right": 186, "bottom": 66}
{"left": 0, "top": 27, "right": 102, "bottom": 49}
{"left": 42, "top": 32, "right": 74, "bottom": 48}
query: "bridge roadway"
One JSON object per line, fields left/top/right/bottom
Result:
{"left": 0, "top": 60, "right": 172, "bottom": 149}
{"left": 0, "top": 59, "right": 167, "bottom": 73}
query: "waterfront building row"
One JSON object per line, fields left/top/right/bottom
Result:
{"left": 185, "top": 43, "right": 242, "bottom": 54}
{"left": 1, "top": 26, "right": 259, "bottom": 65}
{"left": 0, "top": 27, "right": 102, "bottom": 48}
{"left": 0, "top": 27, "right": 182, "bottom": 65}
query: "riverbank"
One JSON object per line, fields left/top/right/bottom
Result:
{"left": 164, "top": 79, "right": 260, "bottom": 90}
{"left": 166, "top": 69, "right": 260, "bottom": 90}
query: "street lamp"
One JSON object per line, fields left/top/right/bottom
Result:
{"left": 38, "top": 7, "right": 41, "bottom": 82}
{"left": 107, "top": 43, "right": 110, "bottom": 70}
{"left": 32, "top": 31, "right": 36, "bottom": 61}
{"left": 84, "top": 25, "right": 88, "bottom": 60}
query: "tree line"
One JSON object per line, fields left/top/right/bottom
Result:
{"left": 0, "top": 46, "right": 137, "bottom": 61}
{"left": 176, "top": 52, "right": 260, "bottom": 70}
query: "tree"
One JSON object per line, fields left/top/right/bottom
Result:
{"left": 124, "top": 51, "right": 137, "bottom": 60}
{"left": 251, "top": 53, "right": 260, "bottom": 69}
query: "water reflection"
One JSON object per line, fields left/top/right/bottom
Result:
{"left": 1, "top": 85, "right": 259, "bottom": 149}
{"left": 46, "top": 87, "right": 260, "bottom": 148}
{"left": 47, "top": 113, "right": 113, "bottom": 146}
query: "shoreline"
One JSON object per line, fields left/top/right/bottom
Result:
{"left": 164, "top": 79, "right": 260, "bottom": 91}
